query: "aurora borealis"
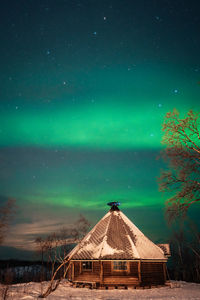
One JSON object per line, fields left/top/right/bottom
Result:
{"left": 0, "top": 0, "right": 200, "bottom": 259}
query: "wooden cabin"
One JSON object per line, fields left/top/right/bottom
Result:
{"left": 67, "top": 202, "right": 170, "bottom": 288}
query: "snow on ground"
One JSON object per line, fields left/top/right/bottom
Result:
{"left": 1, "top": 280, "right": 200, "bottom": 300}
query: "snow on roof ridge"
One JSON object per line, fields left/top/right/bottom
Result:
{"left": 68, "top": 208, "right": 166, "bottom": 260}
{"left": 117, "top": 210, "right": 140, "bottom": 258}
{"left": 100, "top": 240, "right": 124, "bottom": 257}
{"left": 115, "top": 211, "right": 140, "bottom": 258}
{"left": 119, "top": 211, "right": 166, "bottom": 259}
{"left": 126, "top": 234, "right": 140, "bottom": 258}
{"left": 66, "top": 211, "right": 111, "bottom": 259}
{"left": 98, "top": 210, "right": 112, "bottom": 258}
{"left": 119, "top": 211, "right": 145, "bottom": 237}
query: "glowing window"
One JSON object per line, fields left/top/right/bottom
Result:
{"left": 113, "top": 261, "right": 127, "bottom": 270}
{"left": 82, "top": 261, "right": 92, "bottom": 270}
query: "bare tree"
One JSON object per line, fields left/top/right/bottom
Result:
{"left": 0, "top": 199, "right": 16, "bottom": 245}
{"left": 0, "top": 285, "right": 9, "bottom": 300}
{"left": 159, "top": 109, "right": 200, "bottom": 222}
{"left": 35, "top": 236, "right": 48, "bottom": 282}
{"left": 36, "top": 214, "right": 90, "bottom": 298}
{"left": 169, "top": 218, "right": 200, "bottom": 282}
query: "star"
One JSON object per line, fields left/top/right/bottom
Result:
{"left": 155, "top": 16, "right": 162, "bottom": 22}
{"left": 93, "top": 32, "right": 97, "bottom": 35}
{"left": 103, "top": 16, "right": 107, "bottom": 20}
{"left": 158, "top": 103, "right": 162, "bottom": 108}
{"left": 173, "top": 89, "right": 179, "bottom": 94}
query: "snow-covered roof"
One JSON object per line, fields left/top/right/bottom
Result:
{"left": 68, "top": 208, "right": 167, "bottom": 260}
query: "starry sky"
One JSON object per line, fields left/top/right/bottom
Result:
{"left": 0, "top": 0, "right": 200, "bottom": 259}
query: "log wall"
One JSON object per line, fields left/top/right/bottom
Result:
{"left": 141, "top": 262, "right": 165, "bottom": 285}
{"left": 130, "top": 261, "right": 138, "bottom": 276}
{"left": 93, "top": 261, "right": 100, "bottom": 275}
{"left": 74, "top": 261, "right": 80, "bottom": 276}
{"left": 73, "top": 261, "right": 100, "bottom": 283}
{"left": 67, "top": 263, "right": 72, "bottom": 280}
{"left": 69, "top": 260, "right": 166, "bottom": 286}
{"left": 102, "top": 261, "right": 139, "bottom": 286}
{"left": 102, "top": 261, "right": 111, "bottom": 276}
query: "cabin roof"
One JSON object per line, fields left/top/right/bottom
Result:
{"left": 68, "top": 209, "right": 166, "bottom": 260}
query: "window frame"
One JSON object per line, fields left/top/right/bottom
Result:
{"left": 81, "top": 261, "right": 93, "bottom": 272}
{"left": 112, "top": 260, "right": 128, "bottom": 272}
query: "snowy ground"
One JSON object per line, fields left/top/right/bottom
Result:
{"left": 0, "top": 280, "right": 200, "bottom": 300}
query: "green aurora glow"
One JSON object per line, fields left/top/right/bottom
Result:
{"left": 1, "top": 66, "right": 199, "bottom": 149}
{"left": 0, "top": 0, "right": 200, "bottom": 257}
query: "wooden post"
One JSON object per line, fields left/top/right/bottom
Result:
{"left": 80, "top": 261, "right": 82, "bottom": 274}
{"left": 72, "top": 262, "right": 75, "bottom": 282}
{"left": 100, "top": 261, "right": 103, "bottom": 284}
{"left": 127, "top": 261, "right": 130, "bottom": 274}
{"left": 138, "top": 260, "right": 141, "bottom": 284}
{"left": 68, "top": 262, "right": 71, "bottom": 280}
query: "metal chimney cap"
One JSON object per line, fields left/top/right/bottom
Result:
{"left": 107, "top": 202, "right": 121, "bottom": 211}
{"left": 107, "top": 201, "right": 120, "bottom": 207}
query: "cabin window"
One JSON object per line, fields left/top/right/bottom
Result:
{"left": 82, "top": 261, "right": 92, "bottom": 271}
{"left": 113, "top": 261, "right": 127, "bottom": 271}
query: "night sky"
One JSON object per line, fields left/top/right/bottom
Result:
{"left": 0, "top": 0, "right": 200, "bottom": 259}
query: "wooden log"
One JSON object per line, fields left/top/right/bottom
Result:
{"left": 72, "top": 262, "right": 74, "bottom": 282}
{"left": 103, "top": 276, "right": 139, "bottom": 285}
{"left": 100, "top": 261, "right": 103, "bottom": 284}
{"left": 138, "top": 260, "right": 141, "bottom": 283}
{"left": 136, "top": 286, "right": 143, "bottom": 289}
{"left": 93, "top": 261, "right": 100, "bottom": 275}
{"left": 118, "top": 286, "right": 127, "bottom": 290}
{"left": 130, "top": 261, "right": 139, "bottom": 276}
{"left": 98, "top": 286, "right": 105, "bottom": 290}
{"left": 108, "top": 286, "right": 115, "bottom": 290}
{"left": 141, "top": 262, "right": 165, "bottom": 285}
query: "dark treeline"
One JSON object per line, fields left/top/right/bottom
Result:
{"left": 0, "top": 260, "right": 63, "bottom": 284}
{"left": 166, "top": 219, "right": 200, "bottom": 283}
{"left": 0, "top": 215, "right": 89, "bottom": 286}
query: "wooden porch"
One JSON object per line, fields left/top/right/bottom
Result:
{"left": 68, "top": 260, "right": 166, "bottom": 288}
